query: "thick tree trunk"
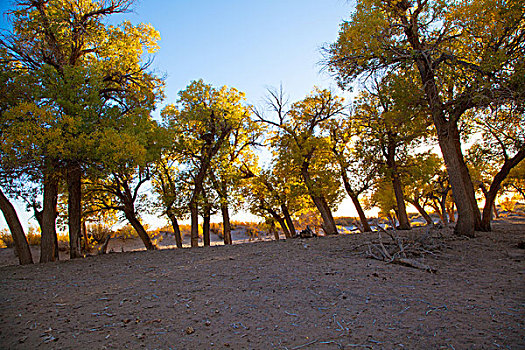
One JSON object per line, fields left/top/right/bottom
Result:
{"left": 67, "top": 164, "right": 82, "bottom": 259}
{"left": 411, "top": 52, "right": 480, "bottom": 236}
{"left": 221, "top": 203, "right": 232, "bottom": 245}
{"left": 167, "top": 209, "right": 183, "bottom": 248}
{"left": 409, "top": 199, "right": 434, "bottom": 225}
{"left": 124, "top": 210, "right": 155, "bottom": 250}
{"left": 39, "top": 172, "right": 59, "bottom": 263}
{"left": 312, "top": 195, "right": 338, "bottom": 235}
{"left": 480, "top": 150, "right": 525, "bottom": 231}
{"left": 0, "top": 188, "right": 33, "bottom": 265}
{"left": 280, "top": 204, "right": 296, "bottom": 238}
{"left": 301, "top": 161, "right": 338, "bottom": 235}
{"left": 203, "top": 205, "right": 211, "bottom": 246}
{"left": 402, "top": 19, "right": 481, "bottom": 235}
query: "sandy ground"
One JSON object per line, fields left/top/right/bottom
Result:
{"left": 0, "top": 216, "right": 524, "bottom": 349}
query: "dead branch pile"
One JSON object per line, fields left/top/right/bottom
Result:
{"left": 365, "top": 225, "right": 447, "bottom": 273}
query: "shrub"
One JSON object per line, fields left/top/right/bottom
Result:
{"left": 26, "top": 227, "right": 41, "bottom": 246}
{"left": 0, "top": 229, "right": 14, "bottom": 248}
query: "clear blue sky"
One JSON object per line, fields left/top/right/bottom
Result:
{"left": 0, "top": 0, "right": 358, "bottom": 231}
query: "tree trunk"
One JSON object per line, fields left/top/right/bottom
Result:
{"left": 280, "top": 204, "right": 296, "bottom": 238}
{"left": 81, "top": 220, "right": 89, "bottom": 254}
{"left": 405, "top": 25, "right": 481, "bottom": 236}
{"left": 0, "top": 188, "right": 33, "bottom": 265}
{"left": 447, "top": 202, "right": 455, "bottom": 223}
{"left": 386, "top": 144, "right": 411, "bottom": 230}
{"left": 39, "top": 172, "right": 59, "bottom": 263}
{"left": 430, "top": 201, "right": 446, "bottom": 224}
{"left": 493, "top": 202, "right": 499, "bottom": 219}
{"left": 221, "top": 202, "right": 232, "bottom": 245}
{"left": 203, "top": 205, "right": 211, "bottom": 246}
{"left": 189, "top": 201, "right": 199, "bottom": 247}
{"left": 341, "top": 172, "right": 371, "bottom": 232}
{"left": 67, "top": 164, "right": 82, "bottom": 259}
{"left": 409, "top": 198, "right": 434, "bottom": 225}
{"left": 124, "top": 210, "right": 155, "bottom": 250}
{"left": 312, "top": 195, "right": 338, "bottom": 235}
{"left": 268, "top": 220, "right": 280, "bottom": 240}
{"left": 480, "top": 149, "right": 525, "bottom": 231}
{"left": 167, "top": 209, "right": 183, "bottom": 248}
{"left": 266, "top": 207, "right": 290, "bottom": 239}
{"left": 301, "top": 161, "right": 338, "bottom": 235}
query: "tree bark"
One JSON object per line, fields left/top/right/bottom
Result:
{"left": 301, "top": 160, "right": 338, "bottom": 235}
{"left": 38, "top": 171, "right": 59, "bottom": 263}
{"left": 189, "top": 202, "right": 199, "bottom": 247}
{"left": 67, "top": 164, "right": 82, "bottom": 259}
{"left": 447, "top": 202, "right": 455, "bottom": 223}
{"left": 124, "top": 210, "right": 155, "bottom": 250}
{"left": 410, "top": 52, "right": 481, "bottom": 236}
{"left": 265, "top": 207, "right": 290, "bottom": 239}
{"left": 409, "top": 198, "right": 434, "bottom": 225}
{"left": 480, "top": 149, "right": 525, "bottom": 231}
{"left": 280, "top": 204, "right": 296, "bottom": 238}
{"left": 167, "top": 209, "right": 183, "bottom": 248}
{"left": 221, "top": 202, "right": 232, "bottom": 245}
{"left": 341, "top": 171, "right": 372, "bottom": 232}
{"left": 0, "top": 188, "right": 33, "bottom": 265}
{"left": 203, "top": 205, "right": 211, "bottom": 246}
{"left": 385, "top": 142, "right": 411, "bottom": 230}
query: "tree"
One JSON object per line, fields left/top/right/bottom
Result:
{"left": 326, "top": 0, "right": 525, "bottom": 236}
{"left": 1, "top": 0, "right": 163, "bottom": 259}
{"left": 350, "top": 72, "right": 431, "bottom": 229}
{"left": 84, "top": 120, "right": 164, "bottom": 251}
{"left": 466, "top": 104, "right": 525, "bottom": 230}
{"left": 257, "top": 87, "right": 345, "bottom": 235}
{"left": 403, "top": 153, "right": 443, "bottom": 226}
{"left": 162, "top": 80, "right": 249, "bottom": 247}
{"left": 326, "top": 118, "right": 375, "bottom": 232}
{"left": 0, "top": 188, "right": 33, "bottom": 264}
{"left": 151, "top": 154, "right": 189, "bottom": 248}
{"left": 210, "top": 110, "right": 261, "bottom": 244}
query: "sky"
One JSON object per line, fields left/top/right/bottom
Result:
{"left": 0, "top": 0, "right": 362, "bottom": 231}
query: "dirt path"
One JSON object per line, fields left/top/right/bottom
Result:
{"left": 1, "top": 217, "right": 524, "bottom": 349}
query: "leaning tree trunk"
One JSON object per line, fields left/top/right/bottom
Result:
{"left": 301, "top": 162, "right": 338, "bottom": 235}
{"left": 409, "top": 199, "right": 434, "bottom": 225}
{"left": 266, "top": 207, "right": 291, "bottom": 239}
{"left": 0, "top": 188, "right": 33, "bottom": 265}
{"left": 221, "top": 202, "right": 232, "bottom": 245}
{"left": 124, "top": 210, "right": 155, "bottom": 250}
{"left": 280, "top": 204, "right": 296, "bottom": 238}
{"left": 167, "top": 209, "right": 183, "bottom": 248}
{"left": 39, "top": 171, "right": 59, "bottom": 263}
{"left": 67, "top": 164, "right": 82, "bottom": 259}
{"left": 203, "top": 205, "right": 211, "bottom": 246}
{"left": 342, "top": 171, "right": 372, "bottom": 232}
{"left": 480, "top": 150, "right": 525, "bottom": 231}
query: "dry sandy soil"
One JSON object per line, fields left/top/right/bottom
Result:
{"left": 0, "top": 217, "right": 524, "bottom": 349}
